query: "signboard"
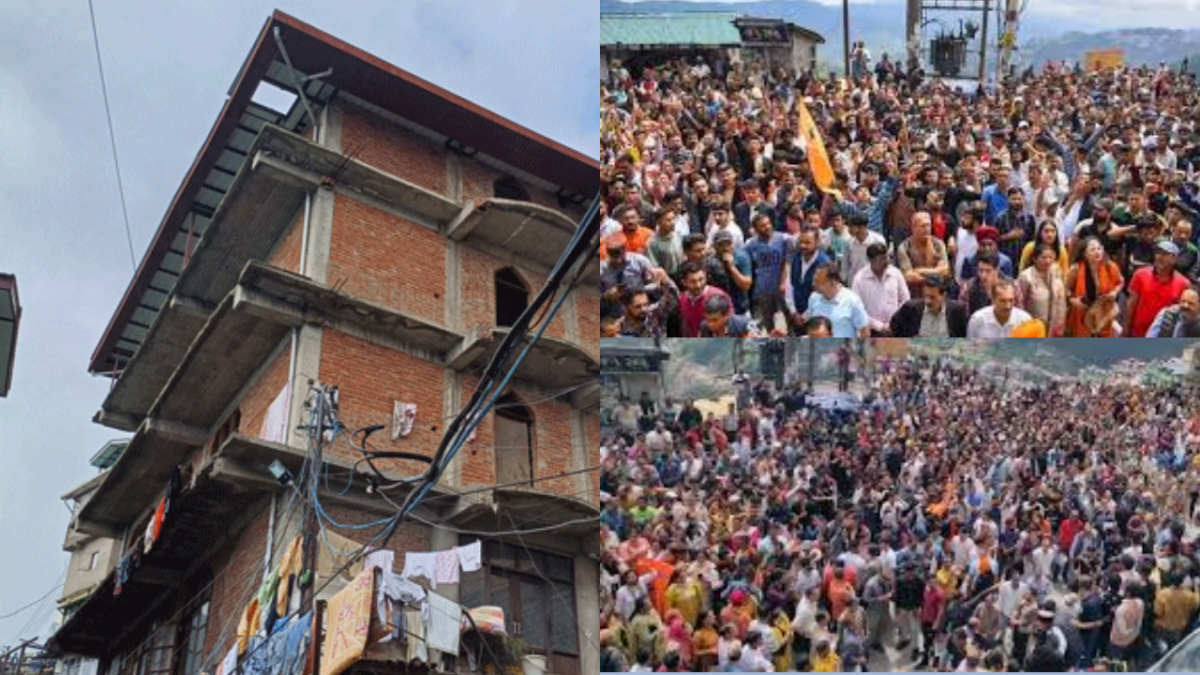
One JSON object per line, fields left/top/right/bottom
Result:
{"left": 1084, "top": 49, "right": 1124, "bottom": 72}
{"left": 601, "top": 353, "right": 663, "bottom": 373}
{"left": 737, "top": 25, "right": 789, "bottom": 44}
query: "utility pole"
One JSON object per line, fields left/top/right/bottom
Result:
{"left": 14, "top": 639, "right": 36, "bottom": 675}
{"left": 905, "top": 0, "right": 921, "bottom": 72}
{"left": 977, "top": 0, "right": 991, "bottom": 84}
{"left": 843, "top": 0, "right": 852, "bottom": 80}
{"left": 808, "top": 340, "right": 817, "bottom": 391}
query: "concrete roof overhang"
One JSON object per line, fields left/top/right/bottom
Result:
{"left": 83, "top": 259, "right": 466, "bottom": 535}
{"left": 95, "top": 123, "right": 465, "bottom": 434}
{"left": 445, "top": 487, "right": 600, "bottom": 540}
{"left": 91, "top": 10, "right": 598, "bottom": 376}
{"left": 446, "top": 327, "right": 601, "bottom": 392}
{"left": 446, "top": 198, "right": 597, "bottom": 285}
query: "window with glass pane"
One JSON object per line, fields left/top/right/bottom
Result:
{"left": 490, "top": 570, "right": 510, "bottom": 608}
{"left": 551, "top": 583, "right": 579, "bottom": 654}
{"left": 461, "top": 570, "right": 485, "bottom": 610}
{"left": 514, "top": 549, "right": 544, "bottom": 576}
{"left": 519, "top": 581, "right": 546, "bottom": 650}
{"left": 178, "top": 600, "right": 209, "bottom": 675}
{"left": 138, "top": 622, "right": 175, "bottom": 675}
{"left": 545, "top": 555, "right": 572, "bottom": 583}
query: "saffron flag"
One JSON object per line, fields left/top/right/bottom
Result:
{"left": 797, "top": 98, "right": 841, "bottom": 198}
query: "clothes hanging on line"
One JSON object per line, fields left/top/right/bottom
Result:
{"left": 456, "top": 541, "right": 482, "bottom": 572}
{"left": 401, "top": 552, "right": 438, "bottom": 588}
{"left": 435, "top": 549, "right": 460, "bottom": 585}
{"left": 426, "top": 591, "right": 463, "bottom": 654}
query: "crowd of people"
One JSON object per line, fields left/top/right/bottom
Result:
{"left": 599, "top": 356, "right": 1200, "bottom": 671}
{"left": 599, "top": 50, "right": 1200, "bottom": 337}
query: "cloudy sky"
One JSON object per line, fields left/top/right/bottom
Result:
{"left": 0, "top": 0, "right": 597, "bottom": 647}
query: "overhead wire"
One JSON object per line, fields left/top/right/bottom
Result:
{"left": 86, "top": 0, "right": 137, "bottom": 272}
{"left": 407, "top": 512, "right": 600, "bottom": 537}
{"left": 372, "top": 193, "right": 602, "bottom": 551}
{"left": 0, "top": 568, "right": 66, "bottom": 621}
{"left": 86, "top": 195, "right": 603, "bottom": 670}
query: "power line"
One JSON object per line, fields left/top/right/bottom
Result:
{"left": 407, "top": 512, "right": 599, "bottom": 537}
{"left": 0, "top": 580, "right": 64, "bottom": 621}
{"left": 86, "top": 0, "right": 137, "bottom": 272}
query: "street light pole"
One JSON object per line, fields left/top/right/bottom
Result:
{"left": 843, "top": 0, "right": 851, "bottom": 80}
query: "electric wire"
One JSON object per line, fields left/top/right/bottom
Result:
{"left": 86, "top": 0, "right": 137, "bottom": 272}
{"left": 0, "top": 570, "right": 66, "bottom": 620}
{"left": 407, "top": 512, "right": 600, "bottom": 537}
{"left": 372, "top": 194, "right": 601, "bottom": 551}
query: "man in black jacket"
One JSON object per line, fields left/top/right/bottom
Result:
{"left": 889, "top": 274, "right": 969, "bottom": 337}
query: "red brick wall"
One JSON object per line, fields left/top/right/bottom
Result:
{"left": 577, "top": 290, "right": 601, "bottom": 358}
{"left": 328, "top": 194, "right": 446, "bottom": 326}
{"left": 268, "top": 210, "right": 305, "bottom": 274}
{"left": 202, "top": 500, "right": 273, "bottom": 662}
{"left": 527, "top": 395, "right": 576, "bottom": 498}
{"left": 458, "top": 246, "right": 567, "bottom": 340}
{"left": 239, "top": 344, "right": 292, "bottom": 441}
{"left": 340, "top": 106, "right": 447, "bottom": 196}
{"left": 461, "top": 158, "right": 506, "bottom": 205}
{"left": 318, "top": 330, "right": 445, "bottom": 477}
{"left": 460, "top": 154, "right": 586, "bottom": 223}
{"left": 458, "top": 374, "right": 496, "bottom": 488}
{"left": 584, "top": 413, "right": 601, "bottom": 505}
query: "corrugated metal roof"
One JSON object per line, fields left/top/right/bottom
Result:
{"left": 601, "top": 12, "right": 742, "bottom": 47}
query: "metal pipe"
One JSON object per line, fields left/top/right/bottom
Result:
{"left": 272, "top": 27, "right": 318, "bottom": 137}
{"left": 299, "top": 192, "right": 311, "bottom": 276}
{"left": 263, "top": 493, "right": 276, "bottom": 582}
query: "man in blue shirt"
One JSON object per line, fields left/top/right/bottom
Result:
{"left": 742, "top": 212, "right": 794, "bottom": 330}
{"left": 980, "top": 164, "right": 1012, "bottom": 226}
{"left": 807, "top": 261, "right": 870, "bottom": 337}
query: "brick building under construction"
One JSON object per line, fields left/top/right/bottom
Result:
{"left": 49, "top": 12, "right": 600, "bottom": 675}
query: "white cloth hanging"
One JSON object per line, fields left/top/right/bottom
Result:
{"left": 435, "top": 549, "right": 460, "bottom": 585}
{"left": 401, "top": 552, "right": 438, "bottom": 588}
{"left": 426, "top": 592, "right": 463, "bottom": 654}
{"left": 456, "top": 541, "right": 482, "bottom": 573}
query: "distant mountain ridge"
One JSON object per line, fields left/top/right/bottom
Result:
{"left": 603, "top": 1, "right": 1200, "bottom": 72}
{"left": 1022, "top": 28, "right": 1200, "bottom": 69}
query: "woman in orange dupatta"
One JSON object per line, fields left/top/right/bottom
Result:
{"left": 1065, "top": 237, "right": 1124, "bottom": 337}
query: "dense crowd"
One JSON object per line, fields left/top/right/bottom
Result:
{"left": 599, "top": 51, "right": 1200, "bottom": 337}
{"left": 598, "top": 357, "right": 1200, "bottom": 671}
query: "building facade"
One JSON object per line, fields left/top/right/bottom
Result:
{"left": 601, "top": 12, "right": 824, "bottom": 74}
{"left": 598, "top": 338, "right": 670, "bottom": 434}
{"left": 50, "top": 12, "right": 599, "bottom": 675}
